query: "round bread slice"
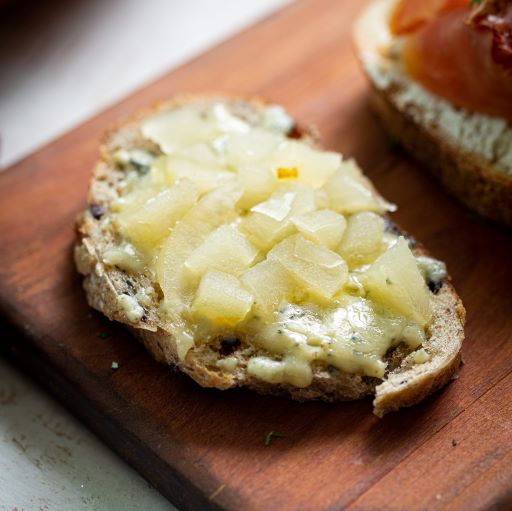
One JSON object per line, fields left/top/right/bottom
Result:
{"left": 354, "top": 0, "right": 512, "bottom": 227}
{"left": 75, "top": 95, "right": 465, "bottom": 417}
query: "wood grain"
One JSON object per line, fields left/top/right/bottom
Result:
{"left": 1, "top": 0, "right": 511, "bottom": 510}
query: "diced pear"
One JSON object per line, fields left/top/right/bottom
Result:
{"left": 251, "top": 190, "right": 296, "bottom": 221}
{"left": 284, "top": 182, "right": 317, "bottom": 216}
{"left": 322, "top": 160, "right": 392, "bottom": 214}
{"left": 223, "top": 128, "right": 283, "bottom": 168}
{"left": 184, "top": 225, "right": 258, "bottom": 279}
{"left": 148, "top": 155, "right": 174, "bottom": 188}
{"left": 271, "top": 140, "right": 341, "bottom": 188}
{"left": 111, "top": 179, "right": 162, "bottom": 214}
{"left": 292, "top": 210, "right": 346, "bottom": 249}
{"left": 362, "top": 237, "right": 432, "bottom": 326}
{"left": 237, "top": 162, "right": 277, "bottom": 210}
{"left": 165, "top": 155, "right": 235, "bottom": 196}
{"left": 141, "top": 107, "right": 219, "bottom": 154}
{"left": 191, "top": 270, "right": 253, "bottom": 325}
{"left": 338, "top": 211, "right": 385, "bottom": 268}
{"left": 315, "top": 188, "right": 330, "bottom": 210}
{"left": 157, "top": 184, "right": 243, "bottom": 310}
{"left": 149, "top": 146, "right": 229, "bottom": 195}
{"left": 268, "top": 235, "right": 348, "bottom": 300}
{"left": 239, "top": 191, "right": 297, "bottom": 250}
{"left": 117, "top": 179, "right": 198, "bottom": 254}
{"left": 323, "top": 171, "right": 377, "bottom": 214}
{"left": 240, "top": 259, "right": 295, "bottom": 314}
{"left": 174, "top": 143, "right": 223, "bottom": 166}
{"left": 239, "top": 186, "right": 316, "bottom": 250}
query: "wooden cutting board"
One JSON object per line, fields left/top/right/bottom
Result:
{"left": 1, "top": 1, "right": 511, "bottom": 509}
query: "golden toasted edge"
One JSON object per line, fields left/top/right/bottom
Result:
{"left": 74, "top": 94, "right": 465, "bottom": 415}
{"left": 373, "top": 281, "right": 465, "bottom": 417}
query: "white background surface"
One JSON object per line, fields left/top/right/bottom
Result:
{"left": 0, "top": 0, "right": 288, "bottom": 509}
{"left": 0, "top": 0, "right": 289, "bottom": 169}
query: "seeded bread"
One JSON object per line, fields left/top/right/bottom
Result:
{"left": 74, "top": 95, "right": 465, "bottom": 417}
{"left": 354, "top": 0, "right": 512, "bottom": 227}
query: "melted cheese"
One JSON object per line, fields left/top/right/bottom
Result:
{"left": 247, "top": 297, "right": 424, "bottom": 383}
{"left": 117, "top": 294, "right": 144, "bottom": 323}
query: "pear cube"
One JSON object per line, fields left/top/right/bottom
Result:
{"left": 339, "top": 211, "right": 385, "bottom": 267}
{"left": 322, "top": 160, "right": 392, "bottom": 214}
{"left": 166, "top": 155, "right": 234, "bottom": 196}
{"left": 191, "top": 270, "right": 254, "bottom": 324}
{"left": 271, "top": 140, "right": 341, "bottom": 188}
{"left": 239, "top": 186, "right": 316, "bottom": 250}
{"left": 141, "top": 107, "right": 219, "bottom": 154}
{"left": 184, "top": 225, "right": 258, "bottom": 278}
{"left": 223, "top": 128, "right": 283, "bottom": 168}
{"left": 268, "top": 235, "right": 348, "bottom": 300}
{"left": 362, "top": 237, "right": 432, "bottom": 326}
{"left": 117, "top": 179, "right": 198, "bottom": 253}
{"left": 241, "top": 259, "right": 295, "bottom": 314}
{"left": 157, "top": 184, "right": 242, "bottom": 306}
{"left": 292, "top": 210, "right": 346, "bottom": 249}
{"left": 236, "top": 162, "right": 277, "bottom": 210}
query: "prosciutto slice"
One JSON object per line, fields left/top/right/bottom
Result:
{"left": 392, "top": 0, "right": 512, "bottom": 119}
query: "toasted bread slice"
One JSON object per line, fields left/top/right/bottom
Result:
{"left": 75, "top": 95, "right": 465, "bottom": 417}
{"left": 354, "top": 0, "right": 512, "bottom": 227}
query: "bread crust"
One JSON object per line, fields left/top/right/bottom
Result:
{"left": 75, "top": 94, "right": 465, "bottom": 416}
{"left": 370, "top": 86, "right": 512, "bottom": 226}
{"left": 354, "top": 0, "right": 512, "bottom": 226}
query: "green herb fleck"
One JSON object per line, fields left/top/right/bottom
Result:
{"left": 264, "top": 431, "right": 284, "bottom": 446}
{"left": 387, "top": 136, "right": 401, "bottom": 151}
{"left": 98, "top": 332, "right": 110, "bottom": 339}
{"left": 470, "top": 0, "right": 482, "bottom": 5}
{"left": 386, "top": 277, "right": 392, "bottom": 285}
{"left": 111, "top": 361, "right": 119, "bottom": 370}
{"left": 464, "top": 210, "right": 488, "bottom": 225}
{"left": 277, "top": 329, "right": 284, "bottom": 335}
